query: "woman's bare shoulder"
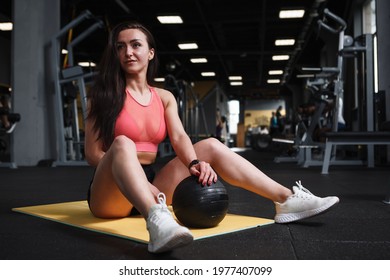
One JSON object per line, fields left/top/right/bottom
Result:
{"left": 152, "top": 87, "right": 175, "bottom": 104}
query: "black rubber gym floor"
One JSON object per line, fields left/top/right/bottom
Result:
{"left": 1, "top": 149, "right": 390, "bottom": 260}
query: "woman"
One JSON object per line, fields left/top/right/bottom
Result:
{"left": 85, "top": 21, "right": 339, "bottom": 254}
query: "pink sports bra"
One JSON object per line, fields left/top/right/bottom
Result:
{"left": 114, "top": 87, "right": 167, "bottom": 152}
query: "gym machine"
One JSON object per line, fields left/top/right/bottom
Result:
{"left": 51, "top": 10, "right": 103, "bottom": 166}
{"left": 159, "top": 75, "right": 212, "bottom": 157}
{"left": 310, "top": 9, "right": 380, "bottom": 169}
{"left": 0, "top": 87, "right": 21, "bottom": 168}
{"left": 296, "top": 8, "right": 351, "bottom": 168}
{"left": 164, "top": 75, "right": 211, "bottom": 143}
{"left": 273, "top": 75, "right": 333, "bottom": 165}
{"left": 273, "top": 9, "right": 348, "bottom": 165}
{"left": 339, "top": 33, "right": 376, "bottom": 166}
{"left": 274, "top": 8, "right": 381, "bottom": 170}
{"left": 319, "top": 8, "right": 384, "bottom": 172}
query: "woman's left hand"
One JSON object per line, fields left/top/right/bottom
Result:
{"left": 189, "top": 161, "right": 218, "bottom": 186}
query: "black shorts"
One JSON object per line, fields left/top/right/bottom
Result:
{"left": 87, "top": 164, "right": 156, "bottom": 215}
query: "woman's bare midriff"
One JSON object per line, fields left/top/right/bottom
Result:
{"left": 137, "top": 151, "right": 158, "bottom": 165}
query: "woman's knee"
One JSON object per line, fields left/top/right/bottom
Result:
{"left": 195, "top": 137, "right": 224, "bottom": 156}
{"left": 110, "top": 135, "right": 137, "bottom": 155}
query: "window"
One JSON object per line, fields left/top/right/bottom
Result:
{"left": 228, "top": 100, "right": 240, "bottom": 134}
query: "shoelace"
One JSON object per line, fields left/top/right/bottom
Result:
{"left": 295, "top": 180, "right": 313, "bottom": 195}
{"left": 157, "top": 192, "right": 167, "bottom": 205}
{"left": 148, "top": 193, "right": 169, "bottom": 228}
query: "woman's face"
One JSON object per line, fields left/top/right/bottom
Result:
{"left": 116, "top": 28, "right": 155, "bottom": 76}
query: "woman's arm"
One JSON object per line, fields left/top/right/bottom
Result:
{"left": 84, "top": 101, "right": 105, "bottom": 167}
{"left": 158, "top": 88, "right": 197, "bottom": 167}
{"left": 157, "top": 88, "right": 217, "bottom": 184}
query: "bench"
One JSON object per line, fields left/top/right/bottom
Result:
{"left": 322, "top": 131, "right": 390, "bottom": 174}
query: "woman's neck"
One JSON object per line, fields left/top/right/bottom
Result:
{"left": 125, "top": 76, "right": 149, "bottom": 95}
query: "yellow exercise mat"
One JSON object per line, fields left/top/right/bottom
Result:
{"left": 12, "top": 200, "right": 274, "bottom": 244}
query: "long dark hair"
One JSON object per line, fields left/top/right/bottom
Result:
{"left": 87, "top": 21, "right": 159, "bottom": 149}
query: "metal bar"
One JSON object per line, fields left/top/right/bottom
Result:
{"left": 67, "top": 21, "right": 104, "bottom": 66}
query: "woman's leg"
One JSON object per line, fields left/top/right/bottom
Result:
{"left": 88, "top": 135, "right": 193, "bottom": 253}
{"left": 154, "top": 137, "right": 292, "bottom": 204}
{"left": 89, "top": 136, "right": 159, "bottom": 218}
{"left": 154, "top": 137, "right": 338, "bottom": 224}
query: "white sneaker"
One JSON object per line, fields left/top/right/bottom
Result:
{"left": 147, "top": 193, "right": 193, "bottom": 253}
{"left": 274, "top": 180, "right": 339, "bottom": 223}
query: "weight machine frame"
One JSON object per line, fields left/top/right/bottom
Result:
{"left": 51, "top": 10, "right": 103, "bottom": 166}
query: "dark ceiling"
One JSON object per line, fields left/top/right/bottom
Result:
{"left": 0, "top": 0, "right": 352, "bottom": 99}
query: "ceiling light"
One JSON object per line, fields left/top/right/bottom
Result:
{"left": 190, "top": 58, "right": 207, "bottom": 63}
{"left": 272, "top": 55, "right": 290, "bottom": 61}
{"left": 230, "top": 81, "right": 243, "bottom": 86}
{"left": 0, "top": 22, "right": 13, "bottom": 31}
{"left": 229, "top": 76, "right": 242, "bottom": 80}
{"left": 178, "top": 43, "right": 198, "bottom": 50}
{"left": 78, "top": 61, "right": 96, "bottom": 67}
{"left": 275, "top": 39, "right": 295, "bottom": 46}
{"left": 269, "top": 70, "right": 283, "bottom": 75}
{"left": 267, "top": 79, "right": 281, "bottom": 84}
{"left": 62, "top": 49, "right": 68, "bottom": 54}
{"left": 279, "top": 10, "right": 305, "bottom": 19}
{"left": 201, "top": 72, "right": 215, "bottom": 77}
{"left": 154, "top": 77, "right": 165, "bottom": 82}
{"left": 157, "top": 16, "right": 183, "bottom": 24}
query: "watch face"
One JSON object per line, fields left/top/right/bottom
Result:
{"left": 189, "top": 160, "right": 200, "bottom": 168}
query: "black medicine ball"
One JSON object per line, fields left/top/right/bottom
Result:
{"left": 172, "top": 175, "right": 229, "bottom": 228}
